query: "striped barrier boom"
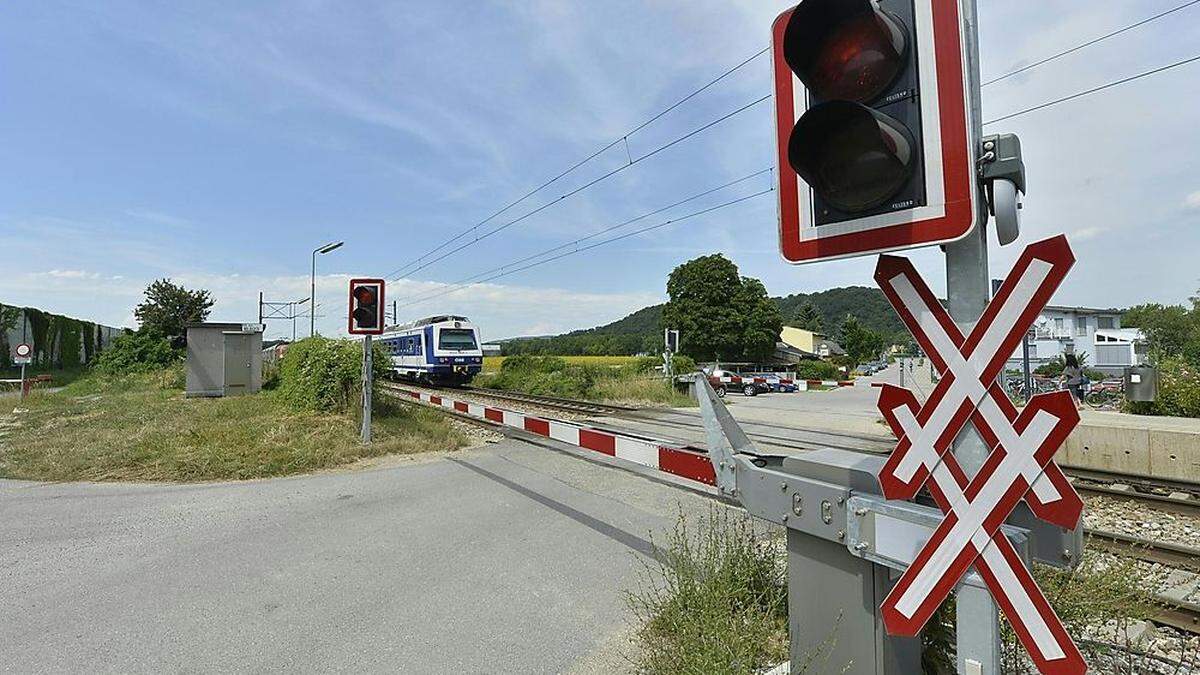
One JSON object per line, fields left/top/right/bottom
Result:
{"left": 391, "top": 387, "right": 716, "bottom": 487}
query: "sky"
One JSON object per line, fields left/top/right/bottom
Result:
{"left": 2, "top": 1, "right": 1199, "bottom": 343}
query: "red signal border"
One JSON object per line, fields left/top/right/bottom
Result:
{"left": 347, "top": 278, "right": 386, "bottom": 336}
{"left": 772, "top": 0, "right": 979, "bottom": 263}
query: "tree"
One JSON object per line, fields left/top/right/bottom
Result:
{"left": 839, "top": 315, "right": 885, "bottom": 370}
{"left": 134, "top": 279, "right": 214, "bottom": 338}
{"left": 793, "top": 302, "right": 823, "bottom": 332}
{"left": 661, "top": 254, "right": 783, "bottom": 363}
{"left": 1123, "top": 302, "right": 1199, "bottom": 364}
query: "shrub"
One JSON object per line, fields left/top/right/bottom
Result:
{"left": 94, "top": 332, "right": 182, "bottom": 374}
{"left": 484, "top": 354, "right": 594, "bottom": 398}
{"left": 793, "top": 360, "right": 842, "bottom": 380}
{"left": 626, "top": 506, "right": 788, "bottom": 674}
{"left": 672, "top": 354, "right": 697, "bottom": 374}
{"left": 277, "top": 337, "right": 388, "bottom": 412}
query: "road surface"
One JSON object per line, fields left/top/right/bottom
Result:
{"left": 0, "top": 439, "right": 716, "bottom": 673}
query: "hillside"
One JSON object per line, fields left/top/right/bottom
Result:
{"left": 500, "top": 286, "right": 904, "bottom": 356}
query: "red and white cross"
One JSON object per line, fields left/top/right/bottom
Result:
{"left": 873, "top": 236, "right": 1086, "bottom": 675}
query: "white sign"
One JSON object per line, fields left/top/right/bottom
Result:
{"left": 15, "top": 343, "right": 32, "bottom": 359}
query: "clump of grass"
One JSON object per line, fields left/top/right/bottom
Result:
{"left": 592, "top": 376, "right": 694, "bottom": 407}
{"left": 477, "top": 354, "right": 695, "bottom": 406}
{"left": 0, "top": 370, "right": 466, "bottom": 482}
{"left": 625, "top": 506, "right": 788, "bottom": 674}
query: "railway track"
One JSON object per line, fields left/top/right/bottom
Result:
{"left": 1085, "top": 530, "right": 1200, "bottom": 634}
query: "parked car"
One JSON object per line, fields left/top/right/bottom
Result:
{"left": 706, "top": 369, "right": 770, "bottom": 397}
{"left": 746, "top": 372, "right": 798, "bottom": 392}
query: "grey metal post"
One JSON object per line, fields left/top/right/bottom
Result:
{"left": 310, "top": 251, "right": 318, "bottom": 337}
{"left": 361, "top": 335, "right": 373, "bottom": 444}
{"left": 1022, "top": 331, "right": 1033, "bottom": 403}
{"left": 945, "top": 0, "right": 1003, "bottom": 671}
{"left": 19, "top": 362, "right": 27, "bottom": 400}
{"left": 258, "top": 291, "right": 263, "bottom": 326}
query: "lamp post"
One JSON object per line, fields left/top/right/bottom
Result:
{"left": 293, "top": 297, "right": 310, "bottom": 342}
{"left": 310, "top": 241, "right": 344, "bottom": 336}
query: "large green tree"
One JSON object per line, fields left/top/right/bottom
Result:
{"left": 661, "top": 254, "right": 783, "bottom": 363}
{"left": 1124, "top": 294, "right": 1200, "bottom": 366}
{"left": 134, "top": 279, "right": 214, "bottom": 338}
{"left": 839, "top": 315, "right": 885, "bottom": 370}
{"left": 793, "top": 302, "right": 823, "bottom": 332}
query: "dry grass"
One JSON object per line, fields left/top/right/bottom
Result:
{"left": 591, "top": 376, "right": 694, "bottom": 407}
{"left": 0, "top": 371, "right": 467, "bottom": 482}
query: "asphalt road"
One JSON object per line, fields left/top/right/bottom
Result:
{"left": 0, "top": 439, "right": 716, "bottom": 673}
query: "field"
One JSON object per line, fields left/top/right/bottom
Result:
{"left": 482, "top": 355, "right": 639, "bottom": 373}
{"left": 0, "top": 370, "right": 468, "bottom": 482}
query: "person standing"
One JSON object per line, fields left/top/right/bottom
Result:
{"left": 1060, "top": 353, "right": 1085, "bottom": 407}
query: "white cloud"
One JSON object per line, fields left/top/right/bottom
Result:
{"left": 1185, "top": 190, "right": 1200, "bottom": 210}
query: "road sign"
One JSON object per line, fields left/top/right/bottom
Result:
{"left": 14, "top": 343, "right": 32, "bottom": 364}
{"left": 772, "top": 0, "right": 980, "bottom": 263}
{"left": 873, "top": 235, "right": 1085, "bottom": 675}
{"left": 348, "top": 278, "right": 386, "bottom": 335}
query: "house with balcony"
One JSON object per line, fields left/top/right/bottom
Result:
{"left": 1007, "top": 305, "right": 1146, "bottom": 375}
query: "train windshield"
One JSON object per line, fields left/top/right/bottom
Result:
{"left": 438, "top": 328, "right": 477, "bottom": 351}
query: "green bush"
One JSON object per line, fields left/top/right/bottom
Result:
{"left": 793, "top": 360, "right": 842, "bottom": 380}
{"left": 94, "top": 332, "right": 182, "bottom": 374}
{"left": 486, "top": 354, "right": 594, "bottom": 398}
{"left": 626, "top": 506, "right": 788, "bottom": 674}
{"left": 672, "top": 354, "right": 697, "bottom": 374}
{"left": 277, "top": 337, "right": 388, "bottom": 412}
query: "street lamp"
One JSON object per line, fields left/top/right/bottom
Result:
{"left": 310, "top": 241, "right": 343, "bottom": 336}
{"left": 293, "top": 297, "right": 310, "bottom": 342}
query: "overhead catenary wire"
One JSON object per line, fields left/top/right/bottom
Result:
{"left": 981, "top": 0, "right": 1200, "bottom": 87}
{"left": 397, "top": 168, "right": 772, "bottom": 307}
{"left": 398, "top": 187, "right": 775, "bottom": 310}
{"left": 384, "top": 46, "right": 770, "bottom": 280}
{"left": 984, "top": 53, "right": 1200, "bottom": 125}
{"left": 389, "top": 93, "right": 772, "bottom": 282}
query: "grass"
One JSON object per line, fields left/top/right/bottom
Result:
{"left": 0, "top": 369, "right": 468, "bottom": 482}
{"left": 476, "top": 354, "right": 695, "bottom": 407}
{"left": 591, "top": 376, "right": 695, "bottom": 407}
{"left": 625, "top": 506, "right": 789, "bottom": 674}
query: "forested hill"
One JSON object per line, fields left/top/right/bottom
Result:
{"left": 499, "top": 286, "right": 905, "bottom": 356}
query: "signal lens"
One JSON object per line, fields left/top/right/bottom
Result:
{"left": 784, "top": 0, "right": 906, "bottom": 103}
{"left": 789, "top": 101, "right": 916, "bottom": 213}
{"left": 353, "top": 286, "right": 377, "bottom": 305}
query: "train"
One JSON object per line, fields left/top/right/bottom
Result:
{"left": 378, "top": 315, "right": 483, "bottom": 386}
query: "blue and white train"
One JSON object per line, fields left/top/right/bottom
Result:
{"left": 379, "top": 315, "right": 483, "bottom": 386}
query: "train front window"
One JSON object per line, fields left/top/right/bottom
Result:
{"left": 438, "top": 329, "right": 477, "bottom": 351}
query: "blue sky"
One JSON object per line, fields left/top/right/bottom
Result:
{"left": 2, "top": 1, "right": 1199, "bottom": 342}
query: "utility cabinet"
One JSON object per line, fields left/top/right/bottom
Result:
{"left": 185, "top": 323, "right": 264, "bottom": 397}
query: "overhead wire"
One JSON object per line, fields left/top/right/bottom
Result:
{"left": 981, "top": 0, "right": 1200, "bottom": 87}
{"left": 383, "top": 46, "right": 770, "bottom": 280}
{"left": 398, "top": 185, "right": 775, "bottom": 310}
{"left": 388, "top": 93, "right": 771, "bottom": 281}
{"left": 984, "top": 53, "right": 1200, "bottom": 125}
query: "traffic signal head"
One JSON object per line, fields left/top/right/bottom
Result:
{"left": 772, "top": 0, "right": 980, "bottom": 263}
{"left": 348, "top": 279, "right": 385, "bottom": 335}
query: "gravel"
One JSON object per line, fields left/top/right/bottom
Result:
{"left": 1083, "top": 494, "right": 1200, "bottom": 550}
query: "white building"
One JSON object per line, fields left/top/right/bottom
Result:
{"left": 1007, "top": 305, "right": 1146, "bottom": 375}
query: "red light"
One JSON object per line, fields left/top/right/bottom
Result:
{"left": 784, "top": 2, "right": 907, "bottom": 104}
{"left": 353, "top": 286, "right": 377, "bottom": 305}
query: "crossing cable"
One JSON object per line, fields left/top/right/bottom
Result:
{"left": 981, "top": 0, "right": 1200, "bottom": 87}
{"left": 399, "top": 167, "right": 773, "bottom": 306}
{"left": 388, "top": 93, "right": 772, "bottom": 282}
{"left": 397, "top": 186, "right": 775, "bottom": 309}
{"left": 984, "top": 53, "right": 1200, "bottom": 125}
{"left": 384, "top": 46, "right": 770, "bottom": 280}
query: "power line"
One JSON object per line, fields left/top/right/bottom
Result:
{"left": 399, "top": 187, "right": 775, "bottom": 311}
{"left": 389, "top": 94, "right": 772, "bottom": 281}
{"left": 384, "top": 46, "right": 770, "bottom": 280}
{"left": 398, "top": 168, "right": 772, "bottom": 307}
{"left": 984, "top": 53, "right": 1200, "bottom": 125}
{"left": 982, "top": 0, "right": 1200, "bottom": 87}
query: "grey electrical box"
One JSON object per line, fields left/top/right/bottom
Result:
{"left": 1124, "top": 365, "right": 1158, "bottom": 403}
{"left": 185, "top": 323, "right": 264, "bottom": 397}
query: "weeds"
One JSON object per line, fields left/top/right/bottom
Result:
{"left": 476, "top": 354, "right": 695, "bottom": 406}
{"left": 625, "top": 506, "right": 788, "bottom": 674}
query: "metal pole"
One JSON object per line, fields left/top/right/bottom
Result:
{"left": 258, "top": 292, "right": 263, "bottom": 326}
{"left": 19, "top": 362, "right": 27, "bottom": 400}
{"left": 310, "top": 251, "right": 318, "bottom": 337}
{"left": 946, "top": 0, "right": 1003, "bottom": 672}
{"left": 361, "top": 335, "right": 373, "bottom": 444}
{"left": 292, "top": 302, "right": 297, "bottom": 342}
{"left": 1022, "top": 331, "right": 1033, "bottom": 403}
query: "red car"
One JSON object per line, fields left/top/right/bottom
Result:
{"left": 707, "top": 369, "right": 770, "bottom": 397}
